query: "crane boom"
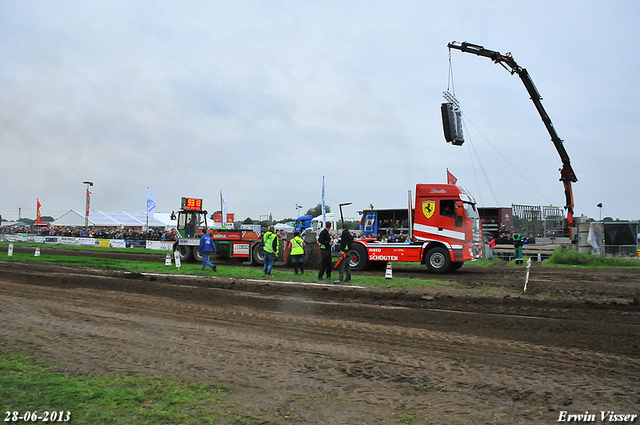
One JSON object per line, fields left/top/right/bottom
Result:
{"left": 447, "top": 41, "right": 577, "bottom": 227}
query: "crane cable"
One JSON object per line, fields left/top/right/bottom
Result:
{"left": 448, "top": 49, "right": 497, "bottom": 207}
{"left": 447, "top": 51, "right": 553, "bottom": 207}
{"left": 462, "top": 116, "right": 553, "bottom": 205}
{"left": 461, "top": 117, "right": 499, "bottom": 206}
{"left": 447, "top": 49, "right": 455, "bottom": 95}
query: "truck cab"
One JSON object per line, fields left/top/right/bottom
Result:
{"left": 351, "top": 184, "right": 482, "bottom": 273}
{"left": 412, "top": 184, "right": 482, "bottom": 268}
{"left": 293, "top": 215, "right": 314, "bottom": 233}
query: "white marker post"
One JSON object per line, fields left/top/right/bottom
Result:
{"left": 8, "top": 243, "right": 13, "bottom": 256}
{"left": 34, "top": 247, "right": 41, "bottom": 257}
{"left": 385, "top": 262, "right": 393, "bottom": 279}
{"left": 174, "top": 250, "right": 181, "bottom": 269}
{"left": 165, "top": 253, "right": 172, "bottom": 266}
{"left": 524, "top": 257, "right": 532, "bottom": 292}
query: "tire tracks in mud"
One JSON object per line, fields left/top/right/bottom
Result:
{"left": 1, "top": 275, "right": 638, "bottom": 379}
{"left": 2, "top": 267, "right": 640, "bottom": 423}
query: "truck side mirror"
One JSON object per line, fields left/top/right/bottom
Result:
{"left": 455, "top": 201, "right": 464, "bottom": 217}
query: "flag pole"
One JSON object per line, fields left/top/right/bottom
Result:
{"left": 146, "top": 187, "right": 149, "bottom": 231}
{"left": 321, "top": 176, "right": 326, "bottom": 228}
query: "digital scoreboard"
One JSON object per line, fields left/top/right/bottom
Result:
{"left": 181, "top": 197, "right": 203, "bottom": 211}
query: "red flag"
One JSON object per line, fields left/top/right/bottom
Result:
{"left": 447, "top": 169, "right": 458, "bottom": 185}
{"left": 36, "top": 199, "right": 42, "bottom": 224}
{"left": 85, "top": 188, "right": 92, "bottom": 217}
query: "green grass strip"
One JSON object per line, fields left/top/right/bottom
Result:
{"left": 0, "top": 241, "right": 156, "bottom": 255}
{"left": 546, "top": 246, "right": 640, "bottom": 268}
{"left": 0, "top": 352, "right": 236, "bottom": 424}
{"left": 0, "top": 249, "right": 454, "bottom": 289}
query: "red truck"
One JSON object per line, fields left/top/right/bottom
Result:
{"left": 351, "top": 184, "right": 482, "bottom": 273}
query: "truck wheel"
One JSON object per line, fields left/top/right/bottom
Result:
{"left": 425, "top": 247, "right": 451, "bottom": 273}
{"left": 349, "top": 243, "right": 369, "bottom": 271}
{"left": 192, "top": 247, "right": 203, "bottom": 263}
{"left": 450, "top": 261, "right": 464, "bottom": 271}
{"left": 176, "top": 245, "right": 193, "bottom": 262}
{"left": 252, "top": 242, "right": 265, "bottom": 266}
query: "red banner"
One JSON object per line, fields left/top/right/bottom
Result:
{"left": 85, "top": 188, "right": 92, "bottom": 217}
{"left": 36, "top": 199, "right": 42, "bottom": 225}
{"left": 214, "top": 212, "right": 235, "bottom": 223}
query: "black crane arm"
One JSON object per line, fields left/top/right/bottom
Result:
{"left": 447, "top": 41, "right": 577, "bottom": 224}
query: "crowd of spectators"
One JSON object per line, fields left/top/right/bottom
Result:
{"left": 0, "top": 225, "right": 177, "bottom": 241}
{"left": 365, "top": 233, "right": 412, "bottom": 243}
{"left": 493, "top": 232, "right": 536, "bottom": 245}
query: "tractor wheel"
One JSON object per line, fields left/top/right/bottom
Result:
{"left": 192, "top": 246, "right": 203, "bottom": 263}
{"left": 176, "top": 245, "right": 193, "bottom": 262}
{"left": 252, "top": 242, "right": 265, "bottom": 266}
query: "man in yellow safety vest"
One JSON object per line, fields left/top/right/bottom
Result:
{"left": 288, "top": 231, "right": 306, "bottom": 274}
{"left": 262, "top": 225, "right": 279, "bottom": 276}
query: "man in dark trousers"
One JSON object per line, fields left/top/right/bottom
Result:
{"left": 335, "top": 223, "right": 352, "bottom": 283}
{"left": 198, "top": 231, "right": 217, "bottom": 272}
{"left": 262, "top": 225, "right": 278, "bottom": 276}
{"left": 317, "top": 222, "right": 332, "bottom": 280}
{"left": 513, "top": 232, "right": 524, "bottom": 265}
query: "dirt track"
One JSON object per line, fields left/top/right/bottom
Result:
{"left": 0, "top": 258, "right": 639, "bottom": 424}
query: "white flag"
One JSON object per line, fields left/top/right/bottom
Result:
{"left": 146, "top": 188, "right": 157, "bottom": 217}
{"left": 321, "top": 176, "right": 326, "bottom": 227}
{"left": 221, "top": 190, "right": 227, "bottom": 229}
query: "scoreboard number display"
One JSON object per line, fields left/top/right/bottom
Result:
{"left": 181, "top": 197, "right": 203, "bottom": 211}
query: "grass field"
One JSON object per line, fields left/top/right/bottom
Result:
{"left": 0, "top": 243, "right": 456, "bottom": 289}
{"left": 0, "top": 352, "right": 259, "bottom": 425}
{"left": 1, "top": 242, "right": 638, "bottom": 423}
{"left": 0, "top": 245, "right": 452, "bottom": 424}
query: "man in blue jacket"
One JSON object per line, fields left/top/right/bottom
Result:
{"left": 198, "top": 231, "right": 217, "bottom": 271}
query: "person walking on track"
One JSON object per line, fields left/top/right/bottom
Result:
{"left": 198, "top": 231, "right": 217, "bottom": 272}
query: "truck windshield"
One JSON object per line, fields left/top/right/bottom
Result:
{"left": 463, "top": 202, "right": 479, "bottom": 219}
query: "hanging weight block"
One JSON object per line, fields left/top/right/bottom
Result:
{"left": 441, "top": 103, "right": 464, "bottom": 146}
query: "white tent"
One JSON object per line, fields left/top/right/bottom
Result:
{"left": 274, "top": 223, "right": 294, "bottom": 232}
{"left": 152, "top": 212, "right": 177, "bottom": 230}
{"left": 52, "top": 210, "right": 168, "bottom": 228}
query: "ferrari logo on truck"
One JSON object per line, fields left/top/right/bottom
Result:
{"left": 422, "top": 200, "right": 435, "bottom": 219}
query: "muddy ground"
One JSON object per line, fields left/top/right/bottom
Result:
{"left": 0, "top": 253, "right": 639, "bottom": 424}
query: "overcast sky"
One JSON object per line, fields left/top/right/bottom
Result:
{"left": 2, "top": 1, "right": 639, "bottom": 223}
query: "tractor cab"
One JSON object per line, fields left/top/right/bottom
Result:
{"left": 176, "top": 197, "right": 208, "bottom": 237}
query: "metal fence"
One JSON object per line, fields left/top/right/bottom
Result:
{"left": 604, "top": 245, "right": 639, "bottom": 257}
{"left": 542, "top": 206, "right": 566, "bottom": 237}
{"left": 512, "top": 204, "right": 566, "bottom": 237}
